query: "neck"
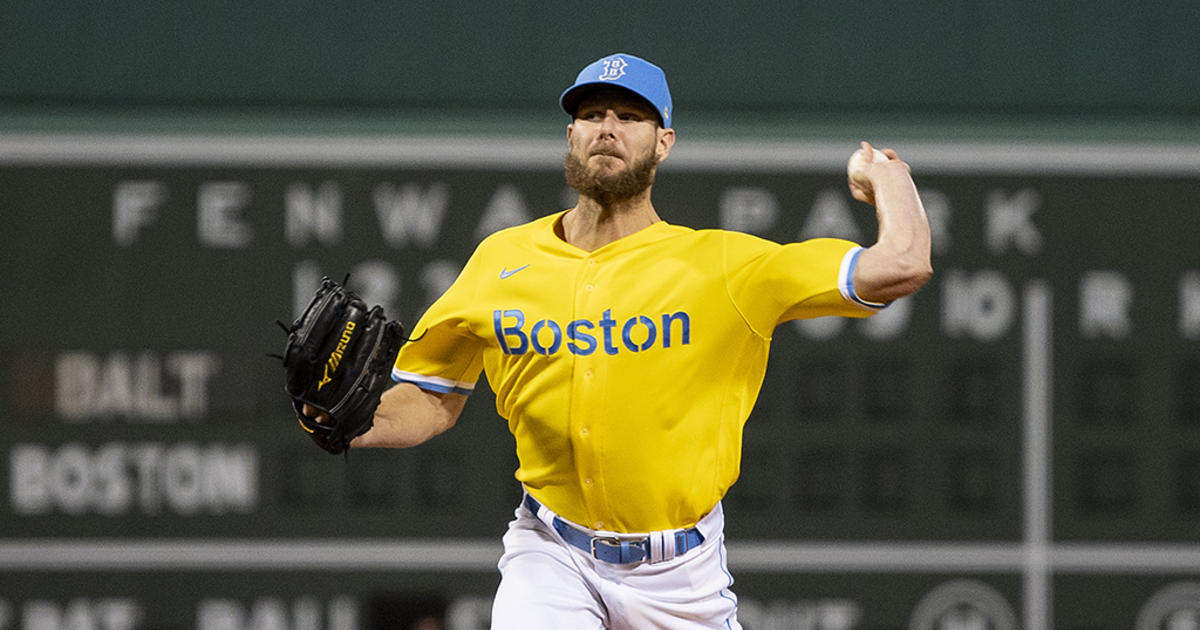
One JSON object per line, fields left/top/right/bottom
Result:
{"left": 561, "top": 190, "right": 660, "bottom": 252}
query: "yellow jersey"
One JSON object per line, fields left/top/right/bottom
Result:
{"left": 392, "top": 210, "right": 882, "bottom": 532}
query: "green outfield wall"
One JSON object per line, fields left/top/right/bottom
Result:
{"left": 2, "top": 0, "right": 1198, "bottom": 141}
{"left": 1, "top": 136, "right": 1198, "bottom": 629}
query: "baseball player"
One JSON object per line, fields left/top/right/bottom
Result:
{"left": 348, "top": 53, "right": 932, "bottom": 629}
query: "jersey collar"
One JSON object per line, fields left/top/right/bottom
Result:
{"left": 536, "top": 210, "right": 681, "bottom": 258}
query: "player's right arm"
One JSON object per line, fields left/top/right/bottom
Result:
{"left": 847, "top": 143, "right": 933, "bottom": 304}
{"left": 351, "top": 383, "right": 466, "bottom": 448}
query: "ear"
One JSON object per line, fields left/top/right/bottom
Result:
{"left": 655, "top": 128, "right": 676, "bottom": 163}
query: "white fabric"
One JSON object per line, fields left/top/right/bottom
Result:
{"left": 491, "top": 500, "right": 741, "bottom": 630}
{"left": 649, "top": 529, "right": 677, "bottom": 564}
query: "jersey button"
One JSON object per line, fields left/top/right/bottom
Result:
{"left": 579, "top": 427, "right": 589, "bottom": 437}
{"left": 583, "top": 478, "right": 593, "bottom": 486}
{"left": 594, "top": 521, "right": 605, "bottom": 529}
{"left": 584, "top": 369, "right": 594, "bottom": 378}
{"left": 585, "top": 283, "right": 595, "bottom": 291}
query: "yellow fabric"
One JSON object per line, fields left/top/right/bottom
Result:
{"left": 393, "top": 211, "right": 878, "bottom": 532}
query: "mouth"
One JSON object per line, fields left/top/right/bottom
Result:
{"left": 587, "top": 143, "right": 623, "bottom": 159}
{"left": 588, "top": 150, "right": 625, "bottom": 168}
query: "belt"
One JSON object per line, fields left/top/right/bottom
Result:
{"left": 523, "top": 494, "right": 705, "bottom": 565}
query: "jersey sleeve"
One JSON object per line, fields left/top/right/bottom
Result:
{"left": 391, "top": 261, "right": 486, "bottom": 396}
{"left": 724, "top": 233, "right": 886, "bottom": 336}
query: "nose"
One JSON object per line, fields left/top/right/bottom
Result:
{"left": 598, "top": 110, "right": 619, "bottom": 133}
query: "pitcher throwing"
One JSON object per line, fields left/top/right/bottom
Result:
{"left": 294, "top": 52, "right": 932, "bottom": 629}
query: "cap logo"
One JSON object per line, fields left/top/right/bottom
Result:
{"left": 598, "top": 57, "right": 628, "bottom": 81}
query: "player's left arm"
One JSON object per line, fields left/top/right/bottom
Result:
{"left": 350, "top": 382, "right": 466, "bottom": 448}
{"left": 300, "top": 384, "right": 464, "bottom": 450}
{"left": 848, "top": 142, "right": 933, "bottom": 304}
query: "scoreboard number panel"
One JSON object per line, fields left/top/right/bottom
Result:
{"left": 1, "top": 136, "right": 1197, "bottom": 629}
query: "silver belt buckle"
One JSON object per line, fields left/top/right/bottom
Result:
{"left": 590, "top": 534, "right": 644, "bottom": 560}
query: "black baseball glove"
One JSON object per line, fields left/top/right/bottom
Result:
{"left": 278, "top": 276, "right": 405, "bottom": 454}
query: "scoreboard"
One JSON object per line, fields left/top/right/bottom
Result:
{"left": 1, "top": 134, "right": 1198, "bottom": 629}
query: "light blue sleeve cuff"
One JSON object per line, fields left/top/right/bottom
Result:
{"left": 391, "top": 368, "right": 476, "bottom": 396}
{"left": 838, "top": 247, "right": 889, "bottom": 310}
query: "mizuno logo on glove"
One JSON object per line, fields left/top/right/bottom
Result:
{"left": 278, "top": 275, "right": 407, "bottom": 455}
{"left": 318, "top": 320, "right": 357, "bottom": 390}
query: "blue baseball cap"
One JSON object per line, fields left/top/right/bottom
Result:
{"left": 560, "top": 53, "right": 673, "bottom": 128}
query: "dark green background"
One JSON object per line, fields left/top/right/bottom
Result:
{"left": 2, "top": 0, "right": 1198, "bottom": 141}
{"left": 2, "top": 2, "right": 1199, "bottom": 626}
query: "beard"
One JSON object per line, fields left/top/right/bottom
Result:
{"left": 564, "top": 143, "right": 657, "bottom": 206}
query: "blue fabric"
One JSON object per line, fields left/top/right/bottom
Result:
{"left": 559, "top": 53, "right": 674, "bottom": 128}
{"left": 524, "top": 494, "right": 704, "bottom": 564}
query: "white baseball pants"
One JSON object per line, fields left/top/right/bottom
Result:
{"left": 490, "top": 499, "right": 741, "bottom": 629}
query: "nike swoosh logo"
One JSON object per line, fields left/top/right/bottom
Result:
{"left": 499, "top": 264, "right": 530, "bottom": 279}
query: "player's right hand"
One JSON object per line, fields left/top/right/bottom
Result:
{"left": 848, "top": 143, "right": 904, "bottom": 207}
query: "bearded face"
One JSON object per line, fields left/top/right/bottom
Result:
{"left": 563, "top": 136, "right": 658, "bottom": 206}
